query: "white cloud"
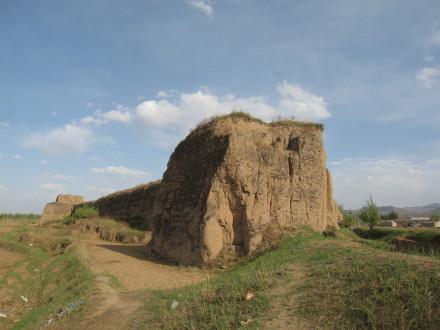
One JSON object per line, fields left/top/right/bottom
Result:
{"left": 329, "top": 154, "right": 440, "bottom": 209}
{"left": 416, "top": 67, "right": 440, "bottom": 88}
{"left": 52, "top": 174, "right": 75, "bottom": 180}
{"left": 80, "top": 106, "right": 131, "bottom": 126}
{"left": 102, "top": 109, "right": 131, "bottom": 123}
{"left": 22, "top": 124, "right": 95, "bottom": 156}
{"left": 156, "top": 91, "right": 170, "bottom": 98}
{"left": 11, "top": 154, "right": 22, "bottom": 159}
{"left": 37, "top": 160, "right": 48, "bottom": 164}
{"left": 430, "top": 30, "right": 440, "bottom": 46}
{"left": 87, "top": 186, "right": 116, "bottom": 194}
{"left": 1, "top": 121, "right": 9, "bottom": 127}
{"left": 186, "top": 0, "right": 214, "bottom": 18}
{"left": 276, "top": 82, "right": 331, "bottom": 120}
{"left": 424, "top": 56, "right": 435, "bottom": 63}
{"left": 0, "top": 184, "right": 6, "bottom": 190}
{"left": 91, "top": 166, "right": 149, "bottom": 177}
{"left": 135, "top": 82, "right": 330, "bottom": 132}
{"left": 38, "top": 183, "right": 65, "bottom": 191}
{"left": 0, "top": 152, "right": 6, "bottom": 158}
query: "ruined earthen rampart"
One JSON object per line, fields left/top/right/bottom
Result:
{"left": 71, "top": 116, "right": 341, "bottom": 264}
{"left": 147, "top": 117, "right": 341, "bottom": 264}
{"left": 84, "top": 180, "right": 160, "bottom": 230}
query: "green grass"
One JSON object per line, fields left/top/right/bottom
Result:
{"left": 72, "top": 205, "right": 100, "bottom": 220}
{"left": 127, "top": 228, "right": 440, "bottom": 329}
{"left": 354, "top": 227, "right": 440, "bottom": 243}
{"left": 103, "top": 272, "right": 123, "bottom": 289}
{"left": 128, "top": 229, "right": 324, "bottom": 329}
{"left": 0, "top": 228, "right": 94, "bottom": 329}
{"left": 296, "top": 241, "right": 440, "bottom": 329}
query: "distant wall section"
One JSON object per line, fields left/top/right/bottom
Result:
{"left": 83, "top": 180, "right": 161, "bottom": 230}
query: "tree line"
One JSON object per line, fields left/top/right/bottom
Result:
{"left": 0, "top": 213, "right": 41, "bottom": 221}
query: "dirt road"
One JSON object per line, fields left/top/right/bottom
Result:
{"left": 72, "top": 236, "right": 210, "bottom": 329}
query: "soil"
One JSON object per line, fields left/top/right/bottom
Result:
{"left": 71, "top": 235, "right": 209, "bottom": 330}
{"left": 0, "top": 247, "right": 23, "bottom": 278}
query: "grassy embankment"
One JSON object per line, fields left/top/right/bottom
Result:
{"left": 0, "top": 211, "right": 149, "bottom": 329}
{"left": 0, "top": 226, "right": 94, "bottom": 329}
{"left": 127, "top": 228, "right": 440, "bottom": 329}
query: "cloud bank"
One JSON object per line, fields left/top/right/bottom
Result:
{"left": 22, "top": 125, "right": 95, "bottom": 156}
{"left": 23, "top": 82, "right": 331, "bottom": 154}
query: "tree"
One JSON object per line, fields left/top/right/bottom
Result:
{"left": 387, "top": 210, "right": 399, "bottom": 220}
{"left": 358, "top": 195, "right": 381, "bottom": 230}
{"left": 430, "top": 214, "right": 439, "bottom": 221}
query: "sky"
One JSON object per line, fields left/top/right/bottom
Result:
{"left": 1, "top": 0, "right": 440, "bottom": 213}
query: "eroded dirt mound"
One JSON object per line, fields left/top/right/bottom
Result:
{"left": 77, "top": 220, "right": 150, "bottom": 244}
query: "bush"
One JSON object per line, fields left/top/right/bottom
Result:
{"left": 63, "top": 206, "right": 100, "bottom": 224}
{"left": 72, "top": 206, "right": 99, "bottom": 219}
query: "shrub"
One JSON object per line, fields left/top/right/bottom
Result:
{"left": 72, "top": 206, "right": 99, "bottom": 219}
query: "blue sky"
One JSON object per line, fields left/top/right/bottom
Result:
{"left": 1, "top": 0, "right": 440, "bottom": 213}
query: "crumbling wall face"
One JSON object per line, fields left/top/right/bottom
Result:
{"left": 201, "top": 122, "right": 341, "bottom": 262}
{"left": 147, "top": 128, "right": 230, "bottom": 264}
{"left": 85, "top": 181, "right": 160, "bottom": 230}
{"left": 56, "top": 194, "right": 84, "bottom": 204}
{"left": 148, "top": 118, "right": 341, "bottom": 264}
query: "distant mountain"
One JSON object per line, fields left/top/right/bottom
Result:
{"left": 351, "top": 203, "right": 440, "bottom": 218}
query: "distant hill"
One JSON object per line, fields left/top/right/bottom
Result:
{"left": 351, "top": 203, "right": 440, "bottom": 218}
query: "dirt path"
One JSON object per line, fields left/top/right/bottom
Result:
{"left": 81, "top": 239, "right": 209, "bottom": 290}
{"left": 265, "top": 264, "right": 311, "bottom": 330}
{"left": 73, "top": 237, "right": 210, "bottom": 329}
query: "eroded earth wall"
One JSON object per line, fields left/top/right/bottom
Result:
{"left": 147, "top": 117, "right": 341, "bottom": 264}
{"left": 69, "top": 117, "right": 341, "bottom": 265}
{"left": 84, "top": 180, "right": 161, "bottom": 230}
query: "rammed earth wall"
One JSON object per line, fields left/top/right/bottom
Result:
{"left": 73, "top": 116, "right": 341, "bottom": 264}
